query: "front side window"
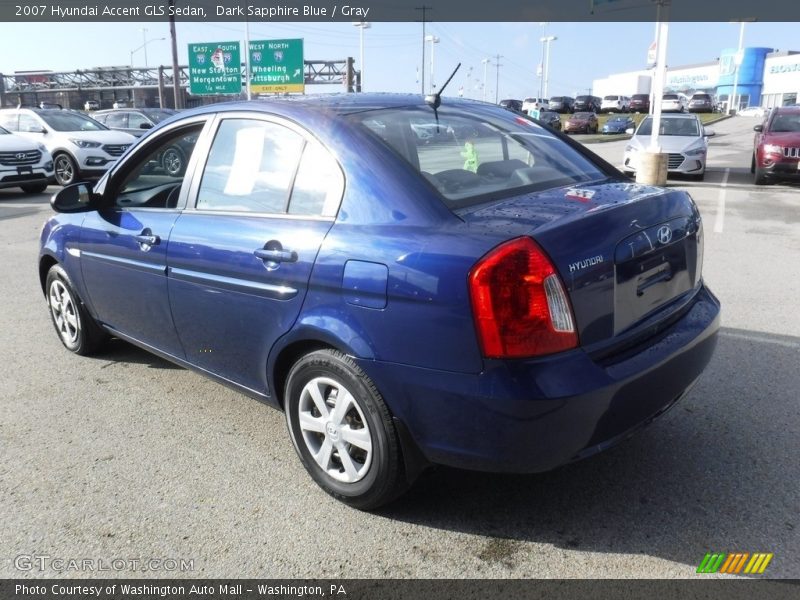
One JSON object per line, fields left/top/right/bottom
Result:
{"left": 105, "top": 112, "right": 127, "bottom": 128}
{"left": 19, "top": 114, "right": 43, "bottom": 132}
{"left": 111, "top": 123, "right": 204, "bottom": 209}
{"left": 353, "top": 107, "right": 605, "bottom": 208}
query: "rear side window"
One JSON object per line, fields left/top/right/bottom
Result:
{"left": 105, "top": 112, "right": 127, "bottom": 128}
{"left": 353, "top": 107, "right": 605, "bottom": 208}
{"left": 197, "top": 118, "right": 343, "bottom": 217}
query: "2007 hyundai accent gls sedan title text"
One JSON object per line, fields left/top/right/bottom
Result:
{"left": 39, "top": 95, "right": 720, "bottom": 509}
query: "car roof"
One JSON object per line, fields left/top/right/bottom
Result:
{"left": 772, "top": 106, "right": 800, "bottom": 115}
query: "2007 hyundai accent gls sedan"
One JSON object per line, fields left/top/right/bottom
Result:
{"left": 39, "top": 95, "right": 720, "bottom": 509}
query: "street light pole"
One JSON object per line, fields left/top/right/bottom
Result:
{"left": 540, "top": 35, "right": 557, "bottom": 100}
{"left": 141, "top": 28, "right": 149, "bottom": 67}
{"left": 425, "top": 35, "right": 439, "bottom": 93}
{"left": 730, "top": 21, "right": 746, "bottom": 114}
{"left": 494, "top": 54, "right": 503, "bottom": 104}
{"left": 130, "top": 36, "right": 165, "bottom": 67}
{"left": 538, "top": 22, "right": 547, "bottom": 101}
{"left": 353, "top": 21, "right": 371, "bottom": 92}
{"left": 482, "top": 58, "right": 490, "bottom": 102}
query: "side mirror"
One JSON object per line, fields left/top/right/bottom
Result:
{"left": 139, "top": 122, "right": 153, "bottom": 129}
{"left": 704, "top": 128, "right": 716, "bottom": 137}
{"left": 625, "top": 128, "right": 635, "bottom": 135}
{"left": 50, "top": 182, "right": 97, "bottom": 213}
{"left": 753, "top": 124, "right": 763, "bottom": 133}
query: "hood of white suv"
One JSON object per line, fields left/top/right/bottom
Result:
{"left": 60, "top": 130, "right": 136, "bottom": 145}
{"left": 0, "top": 133, "right": 46, "bottom": 153}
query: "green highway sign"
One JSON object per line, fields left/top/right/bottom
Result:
{"left": 188, "top": 41, "right": 242, "bottom": 95}
{"left": 249, "top": 39, "right": 305, "bottom": 94}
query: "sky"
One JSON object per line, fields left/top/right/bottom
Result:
{"left": 0, "top": 21, "right": 798, "bottom": 100}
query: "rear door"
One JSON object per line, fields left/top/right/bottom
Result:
{"left": 166, "top": 113, "right": 344, "bottom": 395}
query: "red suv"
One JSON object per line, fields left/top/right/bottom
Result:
{"left": 752, "top": 106, "right": 800, "bottom": 185}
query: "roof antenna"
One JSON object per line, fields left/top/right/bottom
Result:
{"left": 425, "top": 62, "right": 460, "bottom": 130}
{"left": 425, "top": 62, "right": 461, "bottom": 111}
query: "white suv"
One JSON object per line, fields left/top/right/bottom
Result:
{"left": 0, "top": 108, "right": 136, "bottom": 186}
{"left": 601, "top": 95, "right": 630, "bottom": 113}
{"left": 0, "top": 125, "right": 54, "bottom": 193}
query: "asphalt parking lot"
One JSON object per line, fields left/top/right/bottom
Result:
{"left": 0, "top": 115, "right": 797, "bottom": 579}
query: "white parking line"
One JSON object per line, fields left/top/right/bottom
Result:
{"left": 720, "top": 330, "right": 800, "bottom": 350}
{"left": 713, "top": 168, "right": 729, "bottom": 233}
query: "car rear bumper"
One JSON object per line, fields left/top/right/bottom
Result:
{"left": 358, "top": 284, "right": 720, "bottom": 474}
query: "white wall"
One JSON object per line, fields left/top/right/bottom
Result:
{"left": 593, "top": 71, "right": 651, "bottom": 97}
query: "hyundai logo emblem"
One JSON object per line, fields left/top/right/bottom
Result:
{"left": 657, "top": 226, "right": 673, "bottom": 245}
{"left": 15, "top": 152, "right": 26, "bottom": 160}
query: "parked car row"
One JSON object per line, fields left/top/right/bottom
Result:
{"left": 0, "top": 106, "right": 136, "bottom": 186}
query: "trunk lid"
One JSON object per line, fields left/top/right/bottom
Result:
{"left": 459, "top": 180, "right": 704, "bottom": 347}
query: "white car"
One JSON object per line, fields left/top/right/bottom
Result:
{"left": 623, "top": 113, "right": 714, "bottom": 181}
{"left": 601, "top": 95, "right": 630, "bottom": 113}
{"left": 0, "top": 125, "right": 54, "bottom": 193}
{"left": 737, "top": 106, "right": 768, "bottom": 118}
{"left": 661, "top": 93, "right": 688, "bottom": 113}
{"left": 0, "top": 107, "right": 136, "bottom": 186}
{"left": 521, "top": 97, "right": 547, "bottom": 113}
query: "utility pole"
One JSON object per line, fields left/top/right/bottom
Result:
{"left": 426, "top": 35, "right": 440, "bottom": 93}
{"left": 494, "top": 54, "right": 503, "bottom": 103}
{"left": 168, "top": 0, "right": 182, "bottom": 109}
{"left": 415, "top": 6, "right": 430, "bottom": 95}
{"left": 730, "top": 20, "right": 746, "bottom": 114}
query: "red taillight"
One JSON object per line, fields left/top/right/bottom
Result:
{"left": 469, "top": 237, "right": 578, "bottom": 359}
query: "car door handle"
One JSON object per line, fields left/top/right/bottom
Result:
{"left": 134, "top": 234, "right": 160, "bottom": 246}
{"left": 254, "top": 248, "right": 297, "bottom": 263}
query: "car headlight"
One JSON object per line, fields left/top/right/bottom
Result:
{"left": 684, "top": 145, "right": 707, "bottom": 157}
{"left": 763, "top": 144, "right": 783, "bottom": 155}
{"left": 69, "top": 139, "right": 101, "bottom": 149}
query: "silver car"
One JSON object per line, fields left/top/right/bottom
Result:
{"left": 623, "top": 114, "right": 714, "bottom": 181}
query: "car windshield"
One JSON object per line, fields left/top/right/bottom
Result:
{"left": 37, "top": 111, "right": 108, "bottom": 132}
{"left": 352, "top": 106, "right": 605, "bottom": 208}
{"left": 637, "top": 117, "right": 699, "bottom": 137}
{"left": 769, "top": 113, "right": 800, "bottom": 132}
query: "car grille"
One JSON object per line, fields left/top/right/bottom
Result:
{"left": 103, "top": 144, "right": 130, "bottom": 157}
{"left": 783, "top": 147, "right": 800, "bottom": 159}
{"left": 668, "top": 153, "right": 684, "bottom": 169}
{"left": 0, "top": 150, "right": 41, "bottom": 166}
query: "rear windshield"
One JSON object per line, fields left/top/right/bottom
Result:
{"left": 692, "top": 94, "right": 711, "bottom": 100}
{"left": 604, "top": 96, "right": 619, "bottom": 101}
{"left": 352, "top": 107, "right": 605, "bottom": 208}
{"left": 576, "top": 96, "right": 592, "bottom": 101}
{"left": 662, "top": 94, "right": 679, "bottom": 100}
{"left": 549, "top": 97, "right": 565, "bottom": 102}
{"left": 632, "top": 94, "right": 649, "bottom": 100}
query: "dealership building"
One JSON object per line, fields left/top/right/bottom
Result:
{"left": 593, "top": 47, "right": 800, "bottom": 111}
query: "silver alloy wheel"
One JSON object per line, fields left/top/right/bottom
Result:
{"left": 54, "top": 155, "right": 74, "bottom": 186}
{"left": 49, "top": 279, "right": 80, "bottom": 346}
{"left": 297, "top": 376, "right": 373, "bottom": 483}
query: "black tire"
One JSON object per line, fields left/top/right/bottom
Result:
{"left": 750, "top": 154, "right": 756, "bottom": 174}
{"left": 754, "top": 168, "right": 769, "bottom": 186}
{"left": 45, "top": 264, "right": 107, "bottom": 355}
{"left": 53, "top": 153, "right": 78, "bottom": 187}
{"left": 284, "top": 349, "right": 407, "bottom": 510}
{"left": 161, "top": 146, "right": 186, "bottom": 177}
{"left": 20, "top": 182, "right": 48, "bottom": 194}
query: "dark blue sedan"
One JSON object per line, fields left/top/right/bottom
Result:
{"left": 39, "top": 95, "right": 720, "bottom": 509}
{"left": 602, "top": 115, "right": 637, "bottom": 134}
